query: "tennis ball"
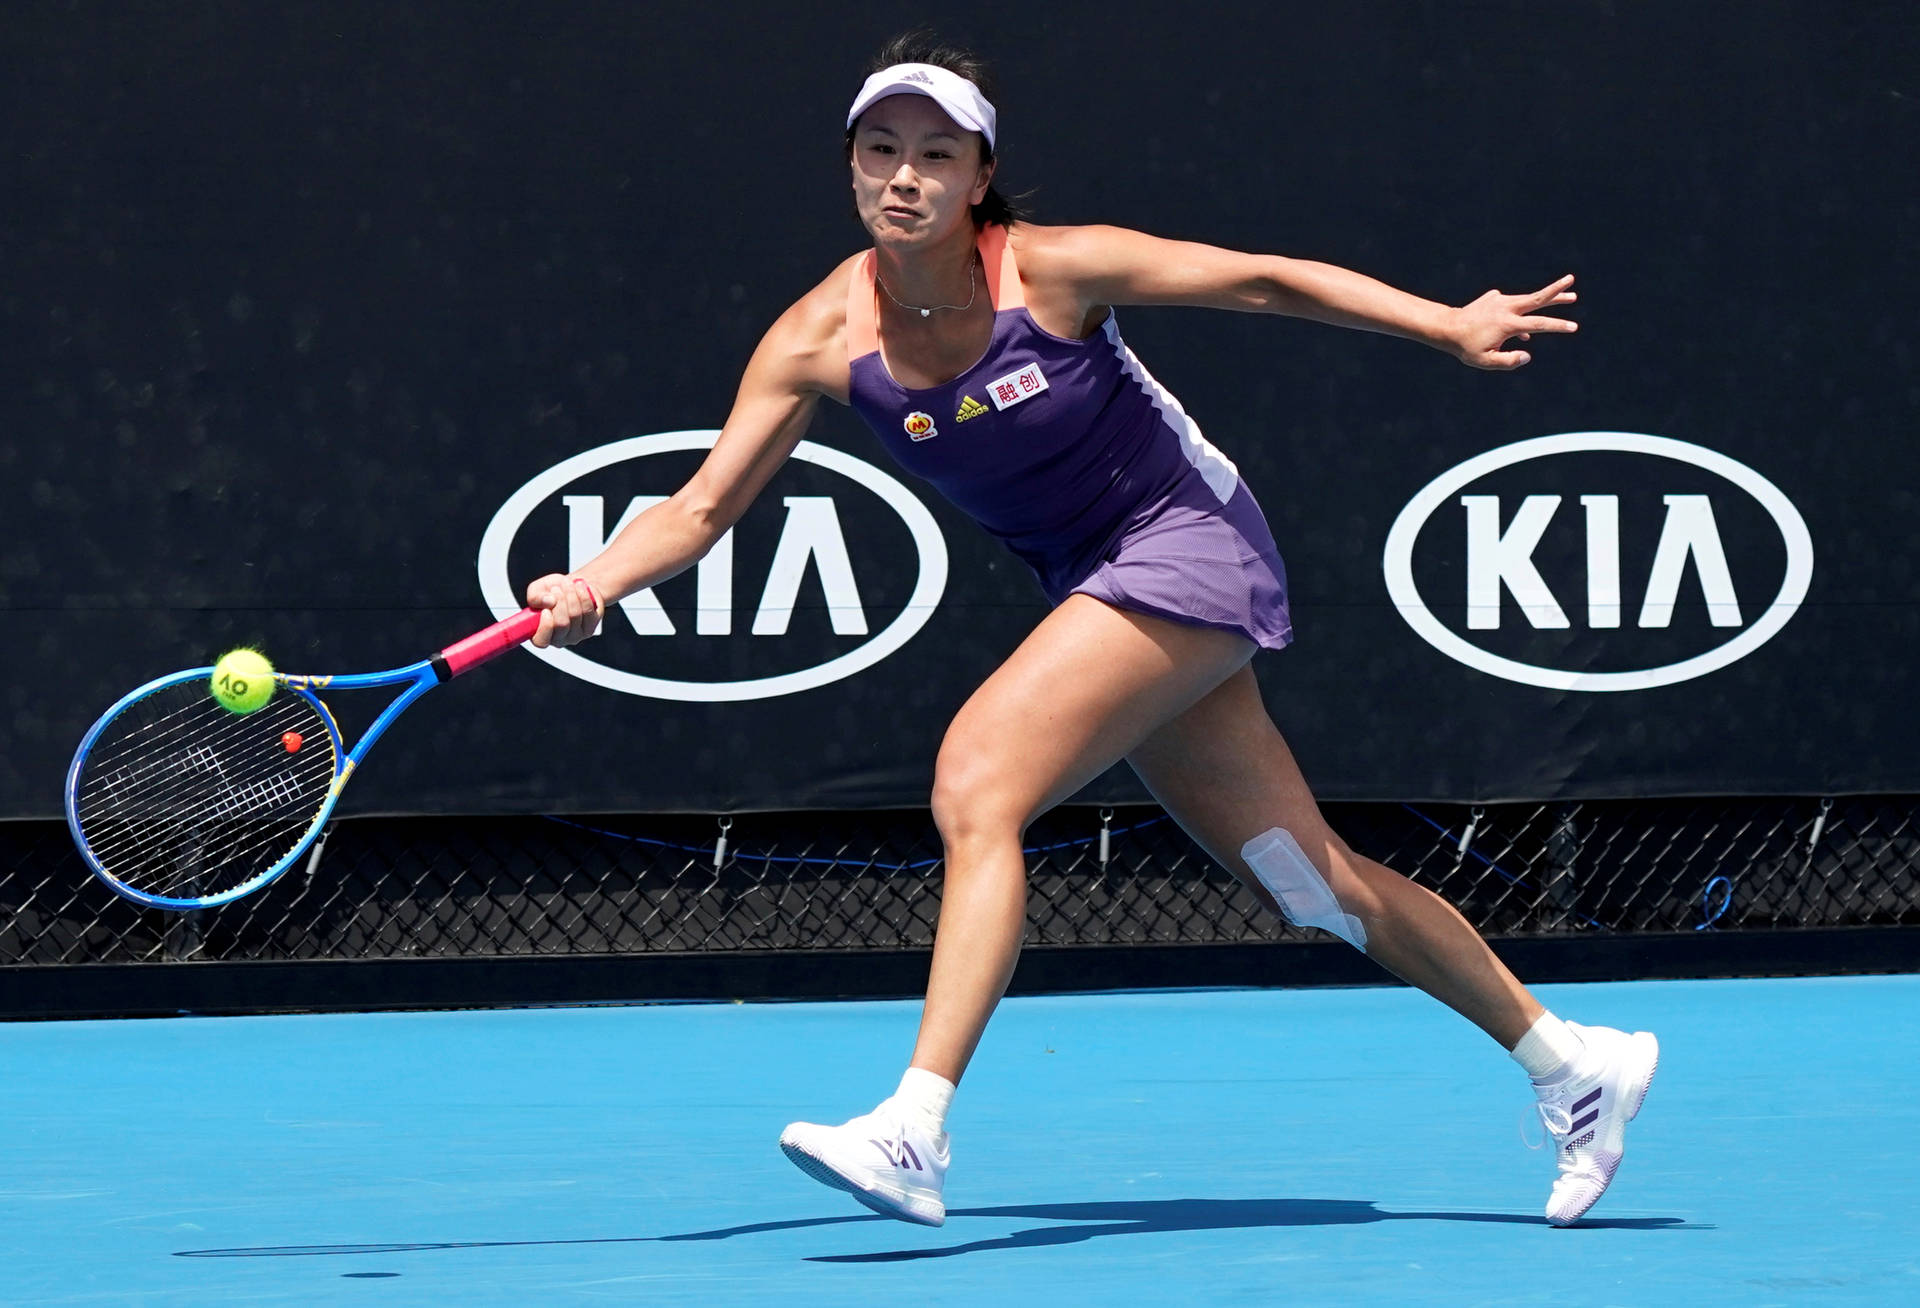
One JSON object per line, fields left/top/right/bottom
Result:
{"left": 210, "top": 648, "right": 276, "bottom": 714}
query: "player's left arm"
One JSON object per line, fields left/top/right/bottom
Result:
{"left": 1017, "top": 223, "right": 1577, "bottom": 372}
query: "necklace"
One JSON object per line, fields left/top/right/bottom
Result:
{"left": 876, "top": 256, "right": 978, "bottom": 318}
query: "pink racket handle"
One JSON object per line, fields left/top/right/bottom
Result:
{"left": 435, "top": 609, "right": 543, "bottom": 680}
{"left": 434, "top": 581, "right": 601, "bottom": 680}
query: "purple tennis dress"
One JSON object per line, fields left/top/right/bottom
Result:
{"left": 845, "top": 224, "right": 1292, "bottom": 650}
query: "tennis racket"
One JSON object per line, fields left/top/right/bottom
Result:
{"left": 65, "top": 607, "right": 549, "bottom": 910}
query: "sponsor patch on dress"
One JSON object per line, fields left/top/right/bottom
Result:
{"left": 987, "top": 362, "right": 1048, "bottom": 411}
{"left": 903, "top": 411, "right": 937, "bottom": 441}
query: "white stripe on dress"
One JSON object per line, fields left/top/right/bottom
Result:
{"left": 1103, "top": 317, "right": 1239, "bottom": 504}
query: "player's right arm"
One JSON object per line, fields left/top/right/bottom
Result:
{"left": 525, "top": 260, "right": 858, "bottom": 648}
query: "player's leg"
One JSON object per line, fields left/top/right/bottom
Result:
{"left": 908, "top": 599, "right": 1253, "bottom": 1082}
{"left": 1126, "top": 666, "right": 1658, "bottom": 1225}
{"left": 1127, "top": 665, "right": 1539, "bottom": 1041}
{"left": 781, "top": 596, "right": 1254, "bottom": 1224}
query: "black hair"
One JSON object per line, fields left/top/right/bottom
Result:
{"left": 846, "top": 31, "right": 1027, "bottom": 228}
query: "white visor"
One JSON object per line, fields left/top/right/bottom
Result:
{"left": 845, "top": 62, "right": 997, "bottom": 149}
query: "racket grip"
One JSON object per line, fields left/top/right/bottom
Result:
{"left": 436, "top": 609, "right": 543, "bottom": 680}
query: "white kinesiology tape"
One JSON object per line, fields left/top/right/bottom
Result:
{"left": 1240, "top": 827, "right": 1367, "bottom": 950}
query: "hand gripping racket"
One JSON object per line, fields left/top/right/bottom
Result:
{"left": 65, "top": 608, "right": 547, "bottom": 910}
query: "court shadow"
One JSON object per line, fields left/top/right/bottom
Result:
{"left": 176, "top": 1215, "right": 884, "bottom": 1258}
{"left": 176, "top": 1198, "right": 1706, "bottom": 1262}
{"left": 799, "top": 1199, "right": 1706, "bottom": 1263}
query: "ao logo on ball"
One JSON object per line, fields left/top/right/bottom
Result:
{"left": 477, "top": 432, "right": 949, "bottom": 702}
{"left": 1382, "top": 433, "right": 1814, "bottom": 692}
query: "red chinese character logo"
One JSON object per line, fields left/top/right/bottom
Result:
{"left": 995, "top": 382, "right": 1018, "bottom": 404}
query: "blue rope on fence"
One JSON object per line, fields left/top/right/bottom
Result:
{"left": 1696, "top": 875, "right": 1734, "bottom": 930}
{"left": 540, "top": 812, "right": 1171, "bottom": 872}
{"left": 547, "top": 807, "right": 1610, "bottom": 933}
{"left": 1398, "top": 804, "right": 1605, "bottom": 930}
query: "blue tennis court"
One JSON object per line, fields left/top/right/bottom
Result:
{"left": 6, "top": 974, "right": 1915, "bottom": 1305}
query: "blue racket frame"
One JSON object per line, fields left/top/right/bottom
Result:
{"left": 64, "top": 658, "right": 445, "bottom": 910}
{"left": 65, "top": 606, "right": 546, "bottom": 910}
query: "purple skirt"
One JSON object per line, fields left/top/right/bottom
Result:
{"left": 1057, "top": 477, "right": 1293, "bottom": 651}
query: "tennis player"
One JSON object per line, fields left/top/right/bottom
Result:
{"left": 525, "top": 35, "right": 1658, "bottom": 1228}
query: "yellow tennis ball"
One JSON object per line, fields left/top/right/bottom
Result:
{"left": 210, "top": 648, "right": 276, "bottom": 714}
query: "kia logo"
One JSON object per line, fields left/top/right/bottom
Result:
{"left": 1382, "top": 433, "right": 1813, "bottom": 692}
{"left": 477, "top": 431, "right": 949, "bottom": 701}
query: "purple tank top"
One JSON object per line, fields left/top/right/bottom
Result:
{"left": 845, "top": 225, "right": 1243, "bottom": 600}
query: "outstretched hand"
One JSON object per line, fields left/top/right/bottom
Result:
{"left": 1449, "top": 274, "right": 1578, "bottom": 370}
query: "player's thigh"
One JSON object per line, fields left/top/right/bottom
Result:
{"left": 933, "top": 596, "right": 1254, "bottom": 838}
{"left": 1125, "top": 666, "right": 1359, "bottom": 911}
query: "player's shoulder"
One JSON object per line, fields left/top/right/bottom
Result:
{"left": 771, "top": 253, "right": 861, "bottom": 344}
{"left": 1006, "top": 221, "right": 1136, "bottom": 266}
{"left": 1006, "top": 222, "right": 1150, "bottom": 284}
{"left": 744, "top": 251, "right": 867, "bottom": 397}
{"left": 760, "top": 249, "right": 860, "bottom": 349}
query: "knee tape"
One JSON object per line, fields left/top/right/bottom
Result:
{"left": 1240, "top": 827, "right": 1367, "bottom": 950}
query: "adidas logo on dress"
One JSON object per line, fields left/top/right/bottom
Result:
{"left": 955, "top": 395, "right": 989, "bottom": 423}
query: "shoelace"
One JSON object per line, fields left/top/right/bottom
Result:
{"left": 1520, "top": 1096, "right": 1575, "bottom": 1152}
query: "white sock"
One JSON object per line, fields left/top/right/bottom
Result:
{"left": 886, "top": 1066, "right": 955, "bottom": 1138}
{"left": 1511, "top": 1012, "right": 1585, "bottom": 1085}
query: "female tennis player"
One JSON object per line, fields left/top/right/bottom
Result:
{"left": 525, "top": 35, "right": 1657, "bottom": 1228}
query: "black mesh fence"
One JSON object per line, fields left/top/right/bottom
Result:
{"left": 5, "top": 796, "right": 1917, "bottom": 967}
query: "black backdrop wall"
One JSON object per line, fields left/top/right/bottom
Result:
{"left": 6, "top": 1, "right": 1916, "bottom": 818}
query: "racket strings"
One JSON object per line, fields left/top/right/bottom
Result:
{"left": 73, "top": 683, "right": 338, "bottom": 899}
{"left": 77, "top": 690, "right": 255, "bottom": 777}
{"left": 84, "top": 796, "right": 312, "bottom": 886}
{"left": 77, "top": 690, "right": 321, "bottom": 796}
{"left": 81, "top": 794, "right": 327, "bottom": 892}
{"left": 75, "top": 695, "right": 324, "bottom": 829}
{"left": 81, "top": 792, "right": 321, "bottom": 877}
{"left": 81, "top": 765, "right": 333, "bottom": 894}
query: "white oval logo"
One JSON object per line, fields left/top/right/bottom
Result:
{"left": 477, "top": 431, "right": 949, "bottom": 701}
{"left": 1382, "top": 432, "right": 1813, "bottom": 692}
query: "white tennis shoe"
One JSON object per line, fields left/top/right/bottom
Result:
{"left": 1533, "top": 1021, "right": 1660, "bottom": 1226}
{"left": 779, "top": 1101, "right": 949, "bottom": 1226}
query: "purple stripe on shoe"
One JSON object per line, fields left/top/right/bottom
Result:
{"left": 868, "top": 1137, "right": 922, "bottom": 1171}
{"left": 1573, "top": 1087, "right": 1603, "bottom": 1114}
{"left": 1571, "top": 1110, "right": 1600, "bottom": 1133}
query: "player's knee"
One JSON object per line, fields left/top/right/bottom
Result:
{"left": 1240, "top": 825, "right": 1371, "bottom": 950}
{"left": 929, "top": 752, "right": 1024, "bottom": 849}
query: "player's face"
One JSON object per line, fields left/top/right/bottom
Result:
{"left": 850, "top": 94, "right": 993, "bottom": 245}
